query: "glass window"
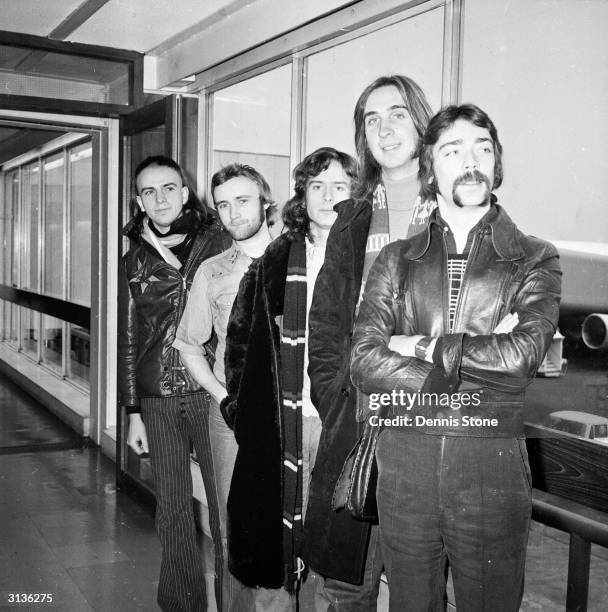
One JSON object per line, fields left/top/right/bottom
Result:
{"left": 305, "top": 7, "right": 445, "bottom": 157}
{"left": 0, "top": 300, "right": 5, "bottom": 342}
{"left": 9, "top": 170, "right": 19, "bottom": 288}
{"left": 21, "top": 307, "right": 39, "bottom": 359}
{"left": 2, "top": 171, "right": 17, "bottom": 288}
{"left": 461, "top": 0, "right": 608, "bottom": 243}
{"left": 21, "top": 162, "right": 40, "bottom": 291}
{"left": 69, "top": 142, "right": 92, "bottom": 305}
{"left": 0, "top": 44, "right": 131, "bottom": 105}
{"left": 42, "top": 314, "right": 63, "bottom": 372}
{"left": 211, "top": 64, "right": 292, "bottom": 211}
{"left": 461, "top": 0, "right": 608, "bottom": 431}
{"left": 43, "top": 152, "right": 65, "bottom": 298}
{"left": 7, "top": 303, "right": 18, "bottom": 347}
{"left": 68, "top": 324, "right": 90, "bottom": 390}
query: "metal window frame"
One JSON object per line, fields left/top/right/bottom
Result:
{"left": 0, "top": 29, "right": 144, "bottom": 116}
{"left": 198, "top": 0, "right": 463, "bottom": 189}
{"left": 0, "top": 109, "right": 119, "bottom": 443}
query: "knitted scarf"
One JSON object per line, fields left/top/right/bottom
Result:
{"left": 361, "top": 183, "right": 390, "bottom": 294}
{"left": 280, "top": 232, "right": 307, "bottom": 592}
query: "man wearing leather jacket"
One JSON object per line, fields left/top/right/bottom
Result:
{"left": 118, "top": 156, "right": 230, "bottom": 612}
{"left": 350, "top": 104, "right": 561, "bottom": 611}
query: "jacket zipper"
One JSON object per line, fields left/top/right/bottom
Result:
{"left": 440, "top": 231, "right": 450, "bottom": 333}
{"left": 170, "top": 238, "right": 204, "bottom": 391}
{"left": 439, "top": 435, "right": 446, "bottom": 491}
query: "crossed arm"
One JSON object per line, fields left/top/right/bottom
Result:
{"left": 351, "top": 245, "right": 561, "bottom": 395}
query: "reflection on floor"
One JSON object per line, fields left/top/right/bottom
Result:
{"left": 0, "top": 373, "right": 82, "bottom": 454}
{"left": 0, "top": 375, "right": 607, "bottom": 611}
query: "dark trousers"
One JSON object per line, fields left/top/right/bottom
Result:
{"left": 318, "top": 523, "right": 384, "bottom": 612}
{"left": 376, "top": 429, "right": 532, "bottom": 612}
{"left": 142, "top": 392, "right": 223, "bottom": 612}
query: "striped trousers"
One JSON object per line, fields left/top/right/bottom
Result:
{"left": 142, "top": 391, "right": 224, "bottom": 612}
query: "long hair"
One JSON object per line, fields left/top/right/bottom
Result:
{"left": 129, "top": 155, "right": 211, "bottom": 230}
{"left": 418, "top": 104, "right": 504, "bottom": 203}
{"left": 282, "top": 147, "right": 358, "bottom": 239}
{"left": 210, "top": 162, "right": 276, "bottom": 221}
{"left": 353, "top": 75, "right": 432, "bottom": 202}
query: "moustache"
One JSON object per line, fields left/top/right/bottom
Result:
{"left": 454, "top": 170, "right": 491, "bottom": 188}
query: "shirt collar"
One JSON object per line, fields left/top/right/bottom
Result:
{"left": 411, "top": 201, "right": 525, "bottom": 261}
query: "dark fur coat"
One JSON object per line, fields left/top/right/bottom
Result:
{"left": 220, "top": 230, "right": 370, "bottom": 588}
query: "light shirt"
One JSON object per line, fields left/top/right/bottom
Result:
{"left": 173, "top": 242, "right": 252, "bottom": 386}
{"left": 302, "top": 236, "right": 326, "bottom": 418}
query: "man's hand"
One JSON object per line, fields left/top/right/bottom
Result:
{"left": 127, "top": 413, "right": 149, "bottom": 455}
{"left": 388, "top": 334, "right": 425, "bottom": 357}
{"left": 493, "top": 312, "right": 519, "bottom": 334}
{"left": 179, "top": 352, "right": 227, "bottom": 406}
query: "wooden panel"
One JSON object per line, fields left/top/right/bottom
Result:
{"left": 526, "top": 423, "right": 608, "bottom": 514}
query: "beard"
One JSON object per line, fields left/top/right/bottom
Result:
{"left": 226, "top": 208, "right": 265, "bottom": 241}
{"left": 452, "top": 170, "right": 492, "bottom": 208}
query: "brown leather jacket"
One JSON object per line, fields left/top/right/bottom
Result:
{"left": 118, "top": 219, "right": 230, "bottom": 411}
{"left": 351, "top": 204, "right": 562, "bottom": 437}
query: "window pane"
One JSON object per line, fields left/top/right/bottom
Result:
{"left": 10, "top": 170, "right": 19, "bottom": 287}
{"left": 0, "top": 44, "right": 130, "bottom": 105}
{"left": 2, "top": 171, "right": 17, "bottom": 286}
{"left": 21, "top": 162, "right": 40, "bottom": 291}
{"left": 305, "top": 7, "right": 444, "bottom": 157}
{"left": 211, "top": 64, "right": 292, "bottom": 211}
{"left": 461, "top": 0, "right": 608, "bottom": 243}
{"left": 68, "top": 324, "right": 90, "bottom": 390}
{"left": 7, "top": 304, "right": 18, "bottom": 347}
{"left": 42, "top": 315, "right": 63, "bottom": 372}
{"left": 70, "top": 142, "right": 92, "bottom": 305}
{"left": 21, "top": 307, "right": 39, "bottom": 359}
{"left": 43, "top": 153, "right": 65, "bottom": 298}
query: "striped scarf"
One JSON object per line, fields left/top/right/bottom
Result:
{"left": 280, "top": 233, "right": 307, "bottom": 592}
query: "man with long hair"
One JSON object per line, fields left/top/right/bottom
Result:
{"left": 351, "top": 104, "right": 561, "bottom": 610}
{"left": 220, "top": 147, "right": 357, "bottom": 609}
{"left": 119, "top": 155, "right": 230, "bottom": 612}
{"left": 174, "top": 163, "right": 275, "bottom": 610}
{"left": 307, "top": 75, "right": 434, "bottom": 609}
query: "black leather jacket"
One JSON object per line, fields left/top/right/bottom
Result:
{"left": 118, "top": 220, "right": 230, "bottom": 411}
{"left": 351, "top": 204, "right": 562, "bottom": 437}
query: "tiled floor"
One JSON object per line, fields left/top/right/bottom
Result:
{"left": 0, "top": 372, "right": 607, "bottom": 611}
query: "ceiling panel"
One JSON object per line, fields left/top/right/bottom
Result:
{"left": 0, "top": 0, "right": 83, "bottom": 37}
{"left": 68, "top": 0, "right": 239, "bottom": 53}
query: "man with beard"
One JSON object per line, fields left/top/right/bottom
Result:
{"left": 174, "top": 163, "right": 274, "bottom": 611}
{"left": 350, "top": 104, "right": 562, "bottom": 611}
{"left": 119, "top": 156, "right": 231, "bottom": 612}
{"left": 220, "top": 148, "right": 357, "bottom": 610}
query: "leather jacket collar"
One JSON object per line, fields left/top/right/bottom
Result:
{"left": 408, "top": 202, "right": 526, "bottom": 262}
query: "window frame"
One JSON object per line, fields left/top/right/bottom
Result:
{"left": 196, "top": 0, "right": 463, "bottom": 193}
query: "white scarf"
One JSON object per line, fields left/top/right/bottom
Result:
{"left": 140, "top": 217, "right": 186, "bottom": 270}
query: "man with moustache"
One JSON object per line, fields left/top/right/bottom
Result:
{"left": 350, "top": 104, "right": 561, "bottom": 611}
{"left": 307, "top": 75, "right": 434, "bottom": 608}
{"left": 174, "top": 163, "right": 275, "bottom": 611}
{"left": 119, "top": 156, "right": 230, "bottom": 612}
